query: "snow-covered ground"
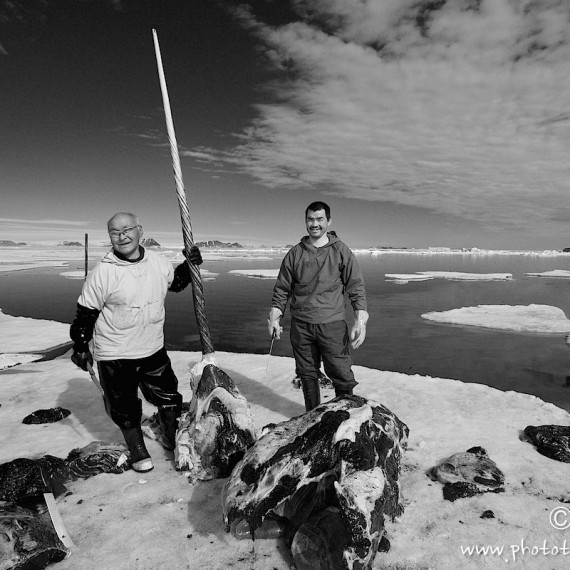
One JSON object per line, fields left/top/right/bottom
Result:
{"left": 1, "top": 310, "right": 570, "bottom": 569}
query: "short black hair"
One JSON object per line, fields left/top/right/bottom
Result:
{"left": 305, "top": 201, "right": 331, "bottom": 220}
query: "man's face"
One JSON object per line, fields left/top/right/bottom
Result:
{"left": 305, "top": 209, "right": 331, "bottom": 240}
{"left": 108, "top": 214, "right": 143, "bottom": 259}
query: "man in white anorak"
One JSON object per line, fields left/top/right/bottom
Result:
{"left": 268, "top": 201, "right": 369, "bottom": 411}
{"left": 70, "top": 212, "right": 202, "bottom": 472}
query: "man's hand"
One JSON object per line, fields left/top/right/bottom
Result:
{"left": 71, "top": 349, "right": 93, "bottom": 372}
{"left": 184, "top": 245, "right": 203, "bottom": 266}
{"left": 350, "top": 310, "right": 369, "bottom": 349}
{"left": 268, "top": 307, "right": 283, "bottom": 339}
{"left": 170, "top": 246, "right": 202, "bottom": 293}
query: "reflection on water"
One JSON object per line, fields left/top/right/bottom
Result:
{"left": 1, "top": 252, "right": 570, "bottom": 413}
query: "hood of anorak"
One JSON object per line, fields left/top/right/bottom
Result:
{"left": 100, "top": 247, "right": 147, "bottom": 267}
{"left": 299, "top": 233, "right": 340, "bottom": 251}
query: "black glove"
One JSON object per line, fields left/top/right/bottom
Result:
{"left": 185, "top": 245, "right": 203, "bottom": 266}
{"left": 71, "top": 350, "right": 93, "bottom": 372}
{"left": 169, "top": 261, "right": 191, "bottom": 293}
{"left": 70, "top": 304, "right": 99, "bottom": 370}
{"left": 169, "top": 246, "right": 202, "bottom": 293}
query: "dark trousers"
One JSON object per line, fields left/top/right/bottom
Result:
{"left": 97, "top": 347, "right": 183, "bottom": 430}
{"left": 291, "top": 319, "right": 357, "bottom": 409}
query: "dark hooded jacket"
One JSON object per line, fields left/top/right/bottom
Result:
{"left": 271, "top": 234, "right": 367, "bottom": 324}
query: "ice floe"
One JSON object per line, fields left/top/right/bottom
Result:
{"left": 385, "top": 274, "right": 435, "bottom": 284}
{"left": 422, "top": 304, "right": 570, "bottom": 334}
{"left": 228, "top": 269, "right": 279, "bottom": 280}
{"left": 525, "top": 270, "right": 570, "bottom": 279}
{"left": 0, "top": 309, "right": 71, "bottom": 355}
{"left": 386, "top": 271, "right": 513, "bottom": 283}
{"left": 0, "top": 261, "right": 70, "bottom": 273}
{"left": 59, "top": 271, "right": 87, "bottom": 280}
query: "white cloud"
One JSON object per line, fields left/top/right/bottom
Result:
{"left": 0, "top": 218, "right": 91, "bottom": 242}
{"left": 203, "top": 0, "right": 570, "bottom": 233}
{"left": 0, "top": 218, "right": 88, "bottom": 226}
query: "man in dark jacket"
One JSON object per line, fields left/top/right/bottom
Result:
{"left": 268, "top": 201, "right": 368, "bottom": 411}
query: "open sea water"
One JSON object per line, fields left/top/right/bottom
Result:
{"left": 2, "top": 251, "right": 570, "bottom": 414}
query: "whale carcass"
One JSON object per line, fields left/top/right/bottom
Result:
{"left": 175, "top": 364, "right": 256, "bottom": 479}
{"left": 222, "top": 395, "right": 409, "bottom": 570}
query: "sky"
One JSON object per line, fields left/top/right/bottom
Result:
{"left": 2, "top": 0, "right": 570, "bottom": 250}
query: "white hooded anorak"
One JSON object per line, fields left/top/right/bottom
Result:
{"left": 78, "top": 248, "right": 174, "bottom": 360}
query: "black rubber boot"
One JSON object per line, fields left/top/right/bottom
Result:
{"left": 301, "top": 377, "right": 321, "bottom": 412}
{"left": 334, "top": 388, "right": 353, "bottom": 398}
{"left": 121, "top": 426, "right": 154, "bottom": 472}
{"left": 157, "top": 404, "right": 181, "bottom": 451}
